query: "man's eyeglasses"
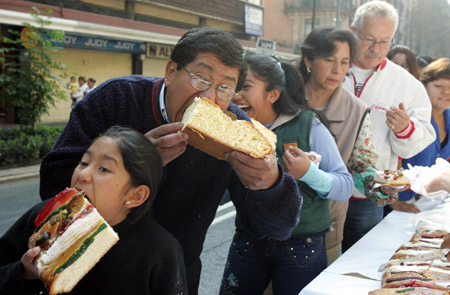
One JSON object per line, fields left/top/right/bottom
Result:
{"left": 358, "top": 35, "right": 393, "bottom": 49}
{"left": 178, "top": 64, "right": 236, "bottom": 102}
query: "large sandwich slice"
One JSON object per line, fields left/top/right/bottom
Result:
{"left": 181, "top": 97, "right": 275, "bottom": 160}
{"left": 28, "top": 188, "right": 119, "bottom": 295}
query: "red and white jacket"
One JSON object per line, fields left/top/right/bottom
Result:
{"left": 342, "top": 58, "right": 436, "bottom": 171}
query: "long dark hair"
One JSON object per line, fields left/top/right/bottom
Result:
{"left": 246, "top": 53, "right": 329, "bottom": 127}
{"left": 246, "top": 53, "right": 305, "bottom": 115}
{"left": 171, "top": 27, "right": 247, "bottom": 91}
{"left": 299, "top": 25, "right": 357, "bottom": 83}
{"left": 387, "top": 45, "right": 419, "bottom": 79}
{"left": 98, "top": 126, "right": 163, "bottom": 222}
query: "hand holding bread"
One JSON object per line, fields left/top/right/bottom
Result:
{"left": 281, "top": 146, "right": 311, "bottom": 179}
{"left": 226, "top": 151, "right": 279, "bottom": 190}
{"left": 21, "top": 246, "right": 40, "bottom": 280}
{"left": 144, "top": 122, "right": 188, "bottom": 166}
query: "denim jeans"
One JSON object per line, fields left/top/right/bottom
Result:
{"left": 219, "top": 230, "right": 327, "bottom": 295}
{"left": 342, "top": 198, "right": 384, "bottom": 252}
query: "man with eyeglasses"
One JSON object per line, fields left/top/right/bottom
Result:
{"left": 39, "top": 27, "right": 302, "bottom": 294}
{"left": 341, "top": 1, "right": 435, "bottom": 252}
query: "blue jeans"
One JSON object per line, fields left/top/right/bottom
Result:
{"left": 342, "top": 198, "right": 384, "bottom": 252}
{"left": 219, "top": 230, "right": 327, "bottom": 295}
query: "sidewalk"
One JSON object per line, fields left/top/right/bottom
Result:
{"left": 0, "top": 164, "right": 40, "bottom": 184}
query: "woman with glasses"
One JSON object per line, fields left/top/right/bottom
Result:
{"left": 387, "top": 45, "right": 420, "bottom": 79}
{"left": 219, "top": 52, "right": 353, "bottom": 295}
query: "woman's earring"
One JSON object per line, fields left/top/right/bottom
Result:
{"left": 125, "top": 200, "right": 131, "bottom": 205}
{"left": 307, "top": 67, "right": 311, "bottom": 73}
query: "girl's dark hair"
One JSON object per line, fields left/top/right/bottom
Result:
{"left": 170, "top": 27, "right": 247, "bottom": 91}
{"left": 299, "top": 25, "right": 357, "bottom": 83}
{"left": 420, "top": 58, "right": 450, "bottom": 85}
{"left": 88, "top": 78, "right": 96, "bottom": 83}
{"left": 98, "top": 125, "right": 163, "bottom": 222}
{"left": 387, "top": 45, "right": 419, "bottom": 79}
{"left": 246, "top": 53, "right": 330, "bottom": 128}
{"left": 246, "top": 53, "right": 305, "bottom": 115}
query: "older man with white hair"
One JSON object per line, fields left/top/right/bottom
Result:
{"left": 341, "top": 0, "right": 436, "bottom": 252}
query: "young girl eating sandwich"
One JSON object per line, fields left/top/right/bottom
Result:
{"left": 0, "top": 126, "right": 187, "bottom": 295}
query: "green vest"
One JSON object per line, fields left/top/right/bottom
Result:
{"left": 234, "top": 111, "right": 330, "bottom": 238}
{"left": 273, "top": 110, "right": 331, "bottom": 237}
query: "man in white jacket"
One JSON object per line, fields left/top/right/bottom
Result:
{"left": 342, "top": 0, "right": 436, "bottom": 252}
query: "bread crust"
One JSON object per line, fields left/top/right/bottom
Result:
{"left": 370, "top": 287, "right": 450, "bottom": 294}
{"left": 48, "top": 226, "right": 118, "bottom": 295}
{"left": 182, "top": 97, "right": 273, "bottom": 160}
{"left": 29, "top": 189, "right": 119, "bottom": 294}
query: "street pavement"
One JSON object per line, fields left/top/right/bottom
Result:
{"left": 0, "top": 164, "right": 40, "bottom": 184}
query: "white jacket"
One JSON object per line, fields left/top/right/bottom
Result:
{"left": 342, "top": 58, "right": 436, "bottom": 170}
{"left": 72, "top": 83, "right": 88, "bottom": 103}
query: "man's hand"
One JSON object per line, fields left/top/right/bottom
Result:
{"left": 21, "top": 247, "right": 40, "bottom": 280}
{"left": 389, "top": 200, "right": 420, "bottom": 213}
{"left": 144, "top": 123, "right": 188, "bottom": 166}
{"left": 386, "top": 103, "right": 410, "bottom": 133}
{"left": 281, "top": 146, "right": 311, "bottom": 179}
{"left": 226, "top": 151, "right": 279, "bottom": 190}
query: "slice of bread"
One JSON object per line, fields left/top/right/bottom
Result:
{"left": 30, "top": 189, "right": 119, "bottom": 295}
{"left": 369, "top": 287, "right": 450, "bottom": 294}
{"left": 250, "top": 118, "right": 277, "bottom": 150}
{"left": 374, "top": 170, "right": 410, "bottom": 187}
{"left": 181, "top": 97, "right": 273, "bottom": 160}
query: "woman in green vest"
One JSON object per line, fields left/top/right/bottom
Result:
{"left": 219, "top": 53, "right": 353, "bottom": 295}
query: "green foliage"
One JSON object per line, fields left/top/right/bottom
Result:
{"left": 0, "top": 124, "right": 63, "bottom": 167}
{"left": 0, "top": 7, "right": 68, "bottom": 128}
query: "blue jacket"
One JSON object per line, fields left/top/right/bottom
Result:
{"left": 400, "top": 108, "right": 450, "bottom": 201}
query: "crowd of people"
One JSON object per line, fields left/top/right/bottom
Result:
{"left": 68, "top": 76, "right": 97, "bottom": 108}
{"left": 1, "top": 0, "right": 450, "bottom": 294}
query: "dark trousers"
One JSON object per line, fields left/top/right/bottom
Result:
{"left": 219, "top": 230, "right": 327, "bottom": 295}
{"left": 343, "top": 198, "right": 384, "bottom": 252}
{"left": 186, "top": 258, "right": 202, "bottom": 295}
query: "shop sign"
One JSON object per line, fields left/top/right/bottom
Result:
{"left": 146, "top": 43, "right": 174, "bottom": 59}
{"left": 50, "top": 32, "right": 145, "bottom": 54}
{"left": 245, "top": 4, "right": 263, "bottom": 36}
{"left": 256, "top": 38, "right": 276, "bottom": 55}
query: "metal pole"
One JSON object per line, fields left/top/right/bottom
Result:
{"left": 336, "top": 0, "right": 341, "bottom": 27}
{"left": 312, "top": 0, "right": 316, "bottom": 30}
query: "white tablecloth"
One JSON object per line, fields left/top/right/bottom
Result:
{"left": 299, "top": 194, "right": 449, "bottom": 295}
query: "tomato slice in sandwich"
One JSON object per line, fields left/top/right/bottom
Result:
{"left": 34, "top": 188, "right": 79, "bottom": 227}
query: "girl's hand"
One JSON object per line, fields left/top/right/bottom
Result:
{"left": 281, "top": 146, "right": 311, "bottom": 179}
{"left": 21, "top": 247, "right": 41, "bottom": 280}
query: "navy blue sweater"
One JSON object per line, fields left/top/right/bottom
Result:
{"left": 39, "top": 75, "right": 301, "bottom": 270}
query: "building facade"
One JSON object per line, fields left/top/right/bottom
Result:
{"left": 0, "top": 0, "right": 297, "bottom": 124}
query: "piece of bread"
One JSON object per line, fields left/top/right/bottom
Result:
{"left": 374, "top": 170, "right": 410, "bottom": 187}
{"left": 29, "top": 188, "right": 119, "bottom": 295}
{"left": 181, "top": 97, "right": 273, "bottom": 160}
{"left": 250, "top": 118, "right": 277, "bottom": 150}
{"left": 370, "top": 287, "right": 450, "bottom": 294}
